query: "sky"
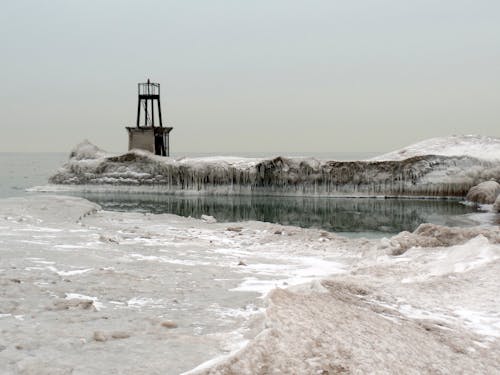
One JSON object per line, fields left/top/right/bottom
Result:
{"left": 0, "top": 0, "right": 499, "bottom": 154}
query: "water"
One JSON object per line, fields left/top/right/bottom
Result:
{"left": 73, "top": 192, "right": 476, "bottom": 236}
{"left": 0, "top": 152, "right": 478, "bottom": 236}
{"left": 0, "top": 152, "right": 67, "bottom": 198}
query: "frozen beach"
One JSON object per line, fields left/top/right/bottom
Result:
{"left": 1, "top": 195, "right": 499, "bottom": 374}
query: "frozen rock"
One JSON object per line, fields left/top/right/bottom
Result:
{"left": 93, "top": 331, "right": 107, "bottom": 342}
{"left": 495, "top": 195, "right": 500, "bottom": 212}
{"left": 161, "top": 320, "right": 178, "bottom": 329}
{"left": 465, "top": 180, "right": 500, "bottom": 204}
{"left": 69, "top": 139, "right": 108, "bottom": 160}
{"left": 110, "top": 331, "right": 131, "bottom": 339}
{"left": 201, "top": 215, "right": 217, "bottom": 223}
{"left": 388, "top": 223, "right": 500, "bottom": 255}
{"left": 226, "top": 226, "right": 243, "bottom": 232}
{"left": 52, "top": 298, "right": 96, "bottom": 311}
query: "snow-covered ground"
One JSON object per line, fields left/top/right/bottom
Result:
{"left": 37, "top": 135, "right": 500, "bottom": 198}
{"left": 1, "top": 195, "right": 499, "bottom": 374}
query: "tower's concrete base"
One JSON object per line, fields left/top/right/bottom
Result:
{"left": 125, "top": 126, "right": 173, "bottom": 156}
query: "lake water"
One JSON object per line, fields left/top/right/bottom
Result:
{"left": 0, "top": 152, "right": 478, "bottom": 237}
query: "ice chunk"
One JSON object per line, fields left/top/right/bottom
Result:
{"left": 466, "top": 180, "right": 500, "bottom": 204}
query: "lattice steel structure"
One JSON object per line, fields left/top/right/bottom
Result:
{"left": 126, "top": 79, "right": 173, "bottom": 156}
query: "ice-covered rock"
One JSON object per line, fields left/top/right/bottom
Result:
{"left": 387, "top": 223, "right": 500, "bottom": 255}
{"left": 465, "top": 180, "right": 500, "bottom": 204}
{"left": 372, "top": 134, "right": 500, "bottom": 161}
{"left": 46, "top": 136, "right": 500, "bottom": 198}
{"left": 494, "top": 195, "right": 500, "bottom": 213}
{"left": 69, "top": 139, "right": 109, "bottom": 160}
{"left": 201, "top": 214, "right": 217, "bottom": 223}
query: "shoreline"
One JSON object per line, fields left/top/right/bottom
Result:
{"left": 1, "top": 195, "right": 499, "bottom": 373}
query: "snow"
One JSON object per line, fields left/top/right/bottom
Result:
{"left": 371, "top": 135, "right": 500, "bottom": 161}
{"left": 454, "top": 309, "right": 500, "bottom": 338}
{"left": 401, "top": 235, "right": 500, "bottom": 282}
{"left": 1, "top": 195, "right": 500, "bottom": 374}
{"left": 69, "top": 139, "right": 109, "bottom": 160}
{"left": 65, "top": 293, "right": 105, "bottom": 311}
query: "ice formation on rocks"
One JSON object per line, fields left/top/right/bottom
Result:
{"left": 466, "top": 180, "right": 500, "bottom": 204}
{"left": 494, "top": 195, "right": 500, "bottom": 213}
{"left": 48, "top": 136, "right": 500, "bottom": 198}
{"left": 69, "top": 140, "right": 108, "bottom": 160}
{"left": 385, "top": 223, "right": 500, "bottom": 255}
{"left": 371, "top": 134, "right": 500, "bottom": 161}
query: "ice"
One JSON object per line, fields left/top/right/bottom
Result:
{"left": 371, "top": 134, "right": 500, "bottom": 161}
{"left": 40, "top": 135, "right": 500, "bottom": 198}
{"left": 127, "top": 297, "right": 165, "bottom": 309}
{"left": 465, "top": 180, "right": 500, "bottom": 204}
{"left": 400, "top": 235, "right": 500, "bottom": 282}
{"left": 55, "top": 268, "right": 94, "bottom": 276}
{"left": 1, "top": 195, "right": 500, "bottom": 374}
{"left": 65, "top": 293, "right": 104, "bottom": 311}
{"left": 454, "top": 309, "right": 500, "bottom": 338}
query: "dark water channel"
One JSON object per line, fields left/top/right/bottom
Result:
{"left": 75, "top": 193, "right": 478, "bottom": 237}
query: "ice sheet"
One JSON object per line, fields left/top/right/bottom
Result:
{"left": 1, "top": 195, "right": 499, "bottom": 374}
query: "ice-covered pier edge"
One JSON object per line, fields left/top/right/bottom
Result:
{"left": 48, "top": 135, "right": 500, "bottom": 197}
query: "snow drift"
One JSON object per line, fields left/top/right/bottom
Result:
{"left": 48, "top": 137, "right": 500, "bottom": 197}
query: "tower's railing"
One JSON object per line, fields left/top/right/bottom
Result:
{"left": 138, "top": 80, "right": 160, "bottom": 97}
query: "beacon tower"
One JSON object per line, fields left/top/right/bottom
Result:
{"left": 125, "top": 79, "right": 173, "bottom": 156}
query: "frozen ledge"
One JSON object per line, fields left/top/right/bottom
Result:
{"left": 47, "top": 138, "right": 500, "bottom": 198}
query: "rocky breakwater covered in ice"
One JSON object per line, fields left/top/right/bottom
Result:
{"left": 46, "top": 135, "right": 500, "bottom": 197}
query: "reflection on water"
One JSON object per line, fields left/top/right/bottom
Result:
{"left": 75, "top": 193, "right": 477, "bottom": 236}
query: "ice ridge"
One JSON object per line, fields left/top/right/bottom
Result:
{"left": 48, "top": 137, "right": 500, "bottom": 198}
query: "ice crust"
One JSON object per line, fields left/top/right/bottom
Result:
{"left": 1, "top": 195, "right": 500, "bottom": 374}
{"left": 371, "top": 134, "right": 500, "bottom": 161}
{"left": 47, "top": 135, "right": 500, "bottom": 198}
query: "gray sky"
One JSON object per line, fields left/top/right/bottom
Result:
{"left": 1, "top": 0, "right": 499, "bottom": 154}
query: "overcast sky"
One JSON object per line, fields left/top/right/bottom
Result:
{"left": 1, "top": 0, "right": 499, "bottom": 154}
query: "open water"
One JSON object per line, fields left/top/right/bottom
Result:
{"left": 0, "top": 152, "right": 478, "bottom": 236}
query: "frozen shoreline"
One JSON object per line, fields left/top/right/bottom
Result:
{"left": 1, "top": 195, "right": 499, "bottom": 374}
